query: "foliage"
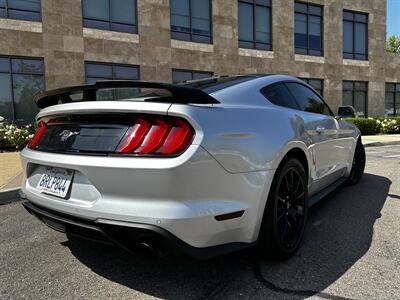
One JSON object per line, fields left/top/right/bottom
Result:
{"left": 0, "top": 117, "right": 34, "bottom": 151}
{"left": 345, "top": 117, "right": 400, "bottom": 135}
{"left": 387, "top": 35, "right": 400, "bottom": 53}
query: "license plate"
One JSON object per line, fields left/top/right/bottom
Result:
{"left": 37, "top": 167, "right": 74, "bottom": 198}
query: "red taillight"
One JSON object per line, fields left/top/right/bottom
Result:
{"left": 27, "top": 121, "right": 47, "bottom": 149}
{"left": 116, "top": 116, "right": 195, "bottom": 156}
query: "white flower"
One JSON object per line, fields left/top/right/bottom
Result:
{"left": 28, "top": 134, "right": 34, "bottom": 139}
{"left": 0, "top": 116, "right": 4, "bottom": 122}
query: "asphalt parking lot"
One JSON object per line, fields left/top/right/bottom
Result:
{"left": 1, "top": 145, "right": 399, "bottom": 299}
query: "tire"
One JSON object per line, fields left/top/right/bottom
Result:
{"left": 258, "top": 157, "right": 308, "bottom": 259}
{"left": 346, "top": 139, "right": 366, "bottom": 185}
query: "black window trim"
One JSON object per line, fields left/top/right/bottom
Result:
{"left": 0, "top": 55, "right": 45, "bottom": 123}
{"left": 170, "top": 0, "right": 213, "bottom": 44}
{"left": 238, "top": 0, "right": 272, "bottom": 51}
{"left": 85, "top": 61, "right": 140, "bottom": 81}
{"left": 342, "top": 80, "right": 368, "bottom": 117}
{"left": 343, "top": 9, "right": 368, "bottom": 61}
{"left": 82, "top": 0, "right": 138, "bottom": 34}
{"left": 385, "top": 82, "right": 400, "bottom": 117}
{"left": 172, "top": 68, "right": 214, "bottom": 83}
{"left": 261, "top": 80, "right": 334, "bottom": 117}
{"left": 0, "top": 0, "right": 42, "bottom": 22}
{"left": 294, "top": 1, "right": 324, "bottom": 56}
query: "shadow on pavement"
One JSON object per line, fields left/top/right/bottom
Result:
{"left": 66, "top": 173, "right": 390, "bottom": 299}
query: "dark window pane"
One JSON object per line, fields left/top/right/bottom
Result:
{"left": 0, "top": 8, "right": 5, "bottom": 17}
{"left": 355, "top": 81, "right": 367, "bottom": 91}
{"left": 0, "top": 57, "right": 10, "bottom": 72}
{"left": 355, "top": 13, "right": 367, "bottom": 23}
{"left": 0, "top": 73, "right": 13, "bottom": 122}
{"left": 354, "top": 91, "right": 366, "bottom": 117}
{"left": 239, "top": 40, "right": 254, "bottom": 49}
{"left": 113, "top": 65, "right": 139, "bottom": 80}
{"left": 111, "top": 0, "right": 136, "bottom": 25}
{"left": 193, "top": 72, "right": 212, "bottom": 80}
{"left": 396, "top": 84, "right": 400, "bottom": 91}
{"left": 11, "top": 59, "right": 43, "bottom": 74}
{"left": 86, "top": 64, "right": 113, "bottom": 78}
{"left": 12, "top": 74, "right": 43, "bottom": 124}
{"left": 0, "top": 0, "right": 5, "bottom": 7}
{"left": 343, "top": 21, "right": 353, "bottom": 54}
{"left": 191, "top": 0, "right": 211, "bottom": 35}
{"left": 386, "top": 83, "right": 395, "bottom": 92}
{"left": 170, "top": 0, "right": 190, "bottom": 32}
{"left": 83, "top": 0, "right": 109, "bottom": 21}
{"left": 309, "top": 5, "right": 322, "bottom": 16}
{"left": 238, "top": 2, "right": 254, "bottom": 42}
{"left": 343, "top": 11, "right": 353, "bottom": 21}
{"left": 7, "top": 9, "right": 40, "bottom": 21}
{"left": 7, "top": 0, "right": 40, "bottom": 11}
{"left": 191, "top": 34, "right": 211, "bottom": 43}
{"left": 172, "top": 70, "right": 192, "bottom": 83}
{"left": 83, "top": 19, "right": 110, "bottom": 30}
{"left": 309, "top": 15, "right": 321, "bottom": 50}
{"left": 295, "top": 2, "right": 307, "bottom": 13}
{"left": 255, "top": 6, "right": 270, "bottom": 43}
{"left": 111, "top": 23, "right": 136, "bottom": 33}
{"left": 343, "top": 81, "right": 353, "bottom": 90}
{"left": 255, "top": 0, "right": 270, "bottom": 6}
{"left": 355, "top": 23, "right": 366, "bottom": 54}
{"left": 286, "top": 83, "right": 326, "bottom": 114}
{"left": 342, "top": 90, "right": 353, "bottom": 106}
{"left": 262, "top": 83, "right": 299, "bottom": 110}
{"left": 385, "top": 92, "right": 394, "bottom": 117}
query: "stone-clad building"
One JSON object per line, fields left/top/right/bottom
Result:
{"left": 0, "top": 0, "right": 398, "bottom": 124}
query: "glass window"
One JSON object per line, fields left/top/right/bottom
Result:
{"left": 238, "top": 0, "right": 271, "bottom": 50}
{"left": 295, "top": 2, "right": 323, "bottom": 56}
{"left": 385, "top": 83, "right": 400, "bottom": 117}
{"left": 172, "top": 69, "right": 213, "bottom": 84}
{"left": 343, "top": 10, "right": 368, "bottom": 60}
{"left": 0, "top": 0, "right": 41, "bottom": 21}
{"left": 170, "top": 0, "right": 212, "bottom": 44}
{"left": 286, "top": 82, "right": 331, "bottom": 116}
{"left": 300, "top": 78, "right": 323, "bottom": 96}
{"left": 82, "top": 0, "right": 137, "bottom": 34}
{"left": 0, "top": 57, "right": 44, "bottom": 124}
{"left": 342, "top": 81, "right": 368, "bottom": 117}
{"left": 261, "top": 83, "right": 299, "bottom": 110}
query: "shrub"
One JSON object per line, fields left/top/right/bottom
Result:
{"left": 0, "top": 117, "right": 34, "bottom": 151}
{"left": 376, "top": 118, "right": 400, "bottom": 134}
{"left": 344, "top": 118, "right": 379, "bottom": 135}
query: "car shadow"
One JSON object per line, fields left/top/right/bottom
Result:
{"left": 66, "top": 173, "right": 390, "bottom": 299}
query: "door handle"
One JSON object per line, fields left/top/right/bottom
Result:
{"left": 316, "top": 126, "right": 325, "bottom": 134}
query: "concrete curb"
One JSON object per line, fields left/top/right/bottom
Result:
{"left": 0, "top": 188, "right": 21, "bottom": 205}
{"left": 364, "top": 141, "right": 400, "bottom": 148}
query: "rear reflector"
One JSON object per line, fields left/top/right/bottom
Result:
{"left": 27, "top": 121, "right": 47, "bottom": 149}
{"left": 116, "top": 116, "right": 195, "bottom": 156}
{"left": 214, "top": 210, "right": 245, "bottom": 221}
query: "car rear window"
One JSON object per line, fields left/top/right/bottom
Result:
{"left": 261, "top": 83, "right": 300, "bottom": 110}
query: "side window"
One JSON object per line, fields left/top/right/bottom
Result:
{"left": 261, "top": 83, "right": 300, "bottom": 110}
{"left": 285, "top": 82, "right": 332, "bottom": 116}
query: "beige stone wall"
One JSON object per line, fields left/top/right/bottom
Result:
{"left": 0, "top": 0, "right": 398, "bottom": 117}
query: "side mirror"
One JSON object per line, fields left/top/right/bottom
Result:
{"left": 337, "top": 106, "right": 356, "bottom": 119}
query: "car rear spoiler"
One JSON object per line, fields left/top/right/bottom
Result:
{"left": 34, "top": 80, "right": 220, "bottom": 109}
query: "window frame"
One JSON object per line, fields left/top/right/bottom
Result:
{"left": 342, "top": 80, "right": 368, "bottom": 117}
{"left": 82, "top": 0, "right": 138, "bottom": 34}
{"left": 0, "top": 0, "right": 42, "bottom": 22}
{"left": 85, "top": 61, "right": 140, "bottom": 83}
{"left": 172, "top": 69, "right": 213, "bottom": 84}
{"left": 343, "top": 10, "right": 368, "bottom": 60}
{"left": 238, "top": 0, "right": 272, "bottom": 51}
{"left": 0, "top": 55, "right": 45, "bottom": 124}
{"left": 170, "top": 0, "right": 213, "bottom": 44}
{"left": 294, "top": 1, "right": 323, "bottom": 56}
{"left": 261, "top": 80, "right": 334, "bottom": 116}
{"left": 385, "top": 83, "right": 400, "bottom": 117}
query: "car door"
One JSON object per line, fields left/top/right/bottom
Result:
{"left": 284, "top": 82, "right": 345, "bottom": 194}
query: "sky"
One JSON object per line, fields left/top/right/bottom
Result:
{"left": 387, "top": 0, "right": 400, "bottom": 37}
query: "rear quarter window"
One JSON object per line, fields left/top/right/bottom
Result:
{"left": 261, "top": 83, "right": 300, "bottom": 110}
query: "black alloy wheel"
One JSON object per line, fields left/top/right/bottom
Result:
{"left": 346, "top": 139, "right": 366, "bottom": 185}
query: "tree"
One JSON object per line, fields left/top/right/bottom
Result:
{"left": 387, "top": 35, "right": 400, "bottom": 53}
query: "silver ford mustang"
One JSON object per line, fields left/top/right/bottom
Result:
{"left": 20, "top": 75, "right": 366, "bottom": 259}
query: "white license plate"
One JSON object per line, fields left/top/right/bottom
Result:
{"left": 37, "top": 167, "right": 74, "bottom": 198}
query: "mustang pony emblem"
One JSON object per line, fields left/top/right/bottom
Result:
{"left": 59, "top": 130, "right": 79, "bottom": 142}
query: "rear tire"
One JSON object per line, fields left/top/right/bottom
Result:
{"left": 346, "top": 139, "right": 366, "bottom": 185}
{"left": 258, "top": 157, "right": 308, "bottom": 259}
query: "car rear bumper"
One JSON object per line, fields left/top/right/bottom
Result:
{"left": 20, "top": 146, "right": 274, "bottom": 250}
{"left": 22, "top": 200, "right": 254, "bottom": 259}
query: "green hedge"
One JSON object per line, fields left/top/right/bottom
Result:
{"left": 345, "top": 117, "right": 400, "bottom": 135}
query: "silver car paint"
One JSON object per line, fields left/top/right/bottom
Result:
{"left": 21, "top": 75, "right": 359, "bottom": 249}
